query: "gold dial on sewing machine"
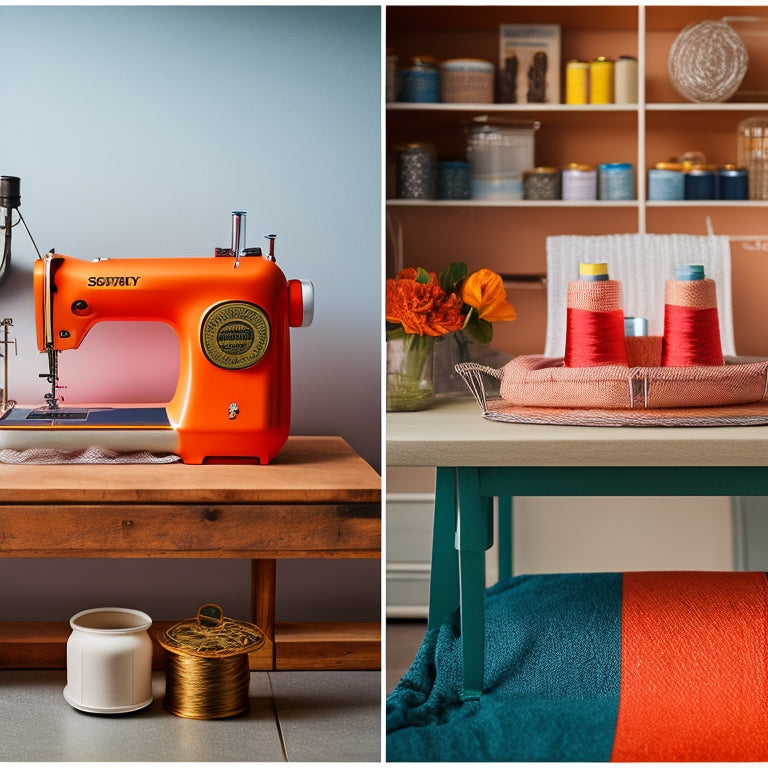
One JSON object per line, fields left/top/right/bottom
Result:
{"left": 200, "top": 301, "right": 270, "bottom": 370}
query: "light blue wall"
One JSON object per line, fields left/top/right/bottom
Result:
{"left": 0, "top": 5, "right": 381, "bottom": 622}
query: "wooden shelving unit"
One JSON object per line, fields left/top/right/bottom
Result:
{"left": 386, "top": 4, "right": 768, "bottom": 357}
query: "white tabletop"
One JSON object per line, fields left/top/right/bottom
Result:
{"left": 387, "top": 397, "right": 768, "bottom": 468}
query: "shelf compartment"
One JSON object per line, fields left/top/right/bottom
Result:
{"left": 388, "top": 108, "right": 637, "bottom": 170}
{"left": 645, "top": 108, "right": 758, "bottom": 168}
{"left": 387, "top": 204, "right": 639, "bottom": 277}
{"left": 388, "top": 7, "right": 638, "bottom": 106}
{"left": 645, "top": 6, "right": 768, "bottom": 104}
{"left": 388, "top": 6, "right": 639, "bottom": 35}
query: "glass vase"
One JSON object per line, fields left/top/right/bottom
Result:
{"left": 386, "top": 333, "right": 436, "bottom": 412}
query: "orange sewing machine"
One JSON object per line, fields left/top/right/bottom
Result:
{"left": 0, "top": 206, "right": 313, "bottom": 464}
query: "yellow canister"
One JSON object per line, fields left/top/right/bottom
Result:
{"left": 566, "top": 60, "right": 589, "bottom": 104}
{"left": 589, "top": 57, "right": 614, "bottom": 104}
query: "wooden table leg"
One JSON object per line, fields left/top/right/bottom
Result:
{"left": 428, "top": 467, "right": 460, "bottom": 631}
{"left": 457, "top": 467, "right": 493, "bottom": 701}
{"left": 250, "top": 559, "right": 276, "bottom": 670}
{"left": 497, "top": 496, "right": 513, "bottom": 580}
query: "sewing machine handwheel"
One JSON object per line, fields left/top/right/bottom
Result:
{"left": 288, "top": 279, "right": 314, "bottom": 327}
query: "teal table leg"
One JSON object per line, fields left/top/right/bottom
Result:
{"left": 457, "top": 467, "right": 493, "bottom": 700}
{"left": 497, "top": 496, "right": 513, "bottom": 580}
{"left": 428, "top": 467, "right": 460, "bottom": 631}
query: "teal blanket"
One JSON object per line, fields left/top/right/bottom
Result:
{"left": 386, "top": 573, "right": 622, "bottom": 762}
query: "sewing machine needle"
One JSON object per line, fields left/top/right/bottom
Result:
{"left": 42, "top": 346, "right": 59, "bottom": 409}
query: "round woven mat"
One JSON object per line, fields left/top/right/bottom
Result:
{"left": 483, "top": 398, "right": 768, "bottom": 427}
{"left": 668, "top": 20, "right": 748, "bottom": 103}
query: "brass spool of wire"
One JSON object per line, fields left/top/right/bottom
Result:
{"left": 158, "top": 603, "right": 265, "bottom": 720}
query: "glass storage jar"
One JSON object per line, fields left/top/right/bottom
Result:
{"left": 738, "top": 117, "right": 768, "bottom": 199}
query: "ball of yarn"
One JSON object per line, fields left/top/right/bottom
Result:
{"left": 668, "top": 20, "right": 748, "bottom": 103}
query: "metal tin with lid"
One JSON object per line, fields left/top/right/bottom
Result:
{"left": 718, "top": 164, "right": 748, "bottom": 200}
{"left": 439, "top": 160, "right": 471, "bottom": 199}
{"left": 401, "top": 56, "right": 440, "bottom": 103}
{"left": 648, "top": 162, "right": 685, "bottom": 200}
{"left": 396, "top": 142, "right": 437, "bottom": 199}
{"left": 561, "top": 163, "right": 597, "bottom": 201}
{"left": 523, "top": 167, "right": 561, "bottom": 200}
{"left": 684, "top": 164, "right": 717, "bottom": 200}
{"left": 598, "top": 162, "right": 634, "bottom": 200}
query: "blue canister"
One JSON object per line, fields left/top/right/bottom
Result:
{"left": 401, "top": 56, "right": 440, "bottom": 103}
{"left": 648, "top": 166, "right": 684, "bottom": 200}
{"left": 717, "top": 165, "right": 749, "bottom": 200}
{"left": 438, "top": 161, "right": 471, "bottom": 200}
{"left": 684, "top": 166, "right": 717, "bottom": 200}
{"left": 598, "top": 162, "right": 634, "bottom": 200}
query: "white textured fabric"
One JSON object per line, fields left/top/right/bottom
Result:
{"left": 0, "top": 445, "right": 180, "bottom": 464}
{"left": 544, "top": 234, "right": 735, "bottom": 358}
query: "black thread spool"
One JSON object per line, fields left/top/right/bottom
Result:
{"left": 0, "top": 176, "right": 20, "bottom": 210}
{"left": 158, "top": 604, "right": 265, "bottom": 720}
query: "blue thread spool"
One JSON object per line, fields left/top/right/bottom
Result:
{"left": 438, "top": 161, "right": 471, "bottom": 200}
{"left": 598, "top": 163, "right": 634, "bottom": 200}
{"left": 675, "top": 263, "right": 705, "bottom": 281}
{"left": 717, "top": 165, "right": 748, "bottom": 200}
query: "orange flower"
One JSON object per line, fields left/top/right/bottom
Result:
{"left": 460, "top": 269, "right": 516, "bottom": 323}
{"left": 386, "top": 269, "right": 465, "bottom": 336}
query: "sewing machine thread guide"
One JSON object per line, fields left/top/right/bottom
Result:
{"left": 0, "top": 318, "right": 17, "bottom": 417}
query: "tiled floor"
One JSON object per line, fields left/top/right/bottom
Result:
{"left": 0, "top": 669, "right": 380, "bottom": 762}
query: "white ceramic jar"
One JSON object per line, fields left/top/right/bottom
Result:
{"left": 64, "top": 607, "right": 153, "bottom": 714}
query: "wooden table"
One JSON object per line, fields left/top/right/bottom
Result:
{"left": 387, "top": 397, "right": 768, "bottom": 699}
{"left": 0, "top": 436, "right": 381, "bottom": 671}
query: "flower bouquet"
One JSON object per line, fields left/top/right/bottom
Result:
{"left": 386, "top": 262, "right": 516, "bottom": 411}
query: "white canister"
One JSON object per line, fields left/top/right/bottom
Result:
{"left": 64, "top": 607, "right": 153, "bottom": 714}
{"left": 614, "top": 55, "right": 638, "bottom": 104}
